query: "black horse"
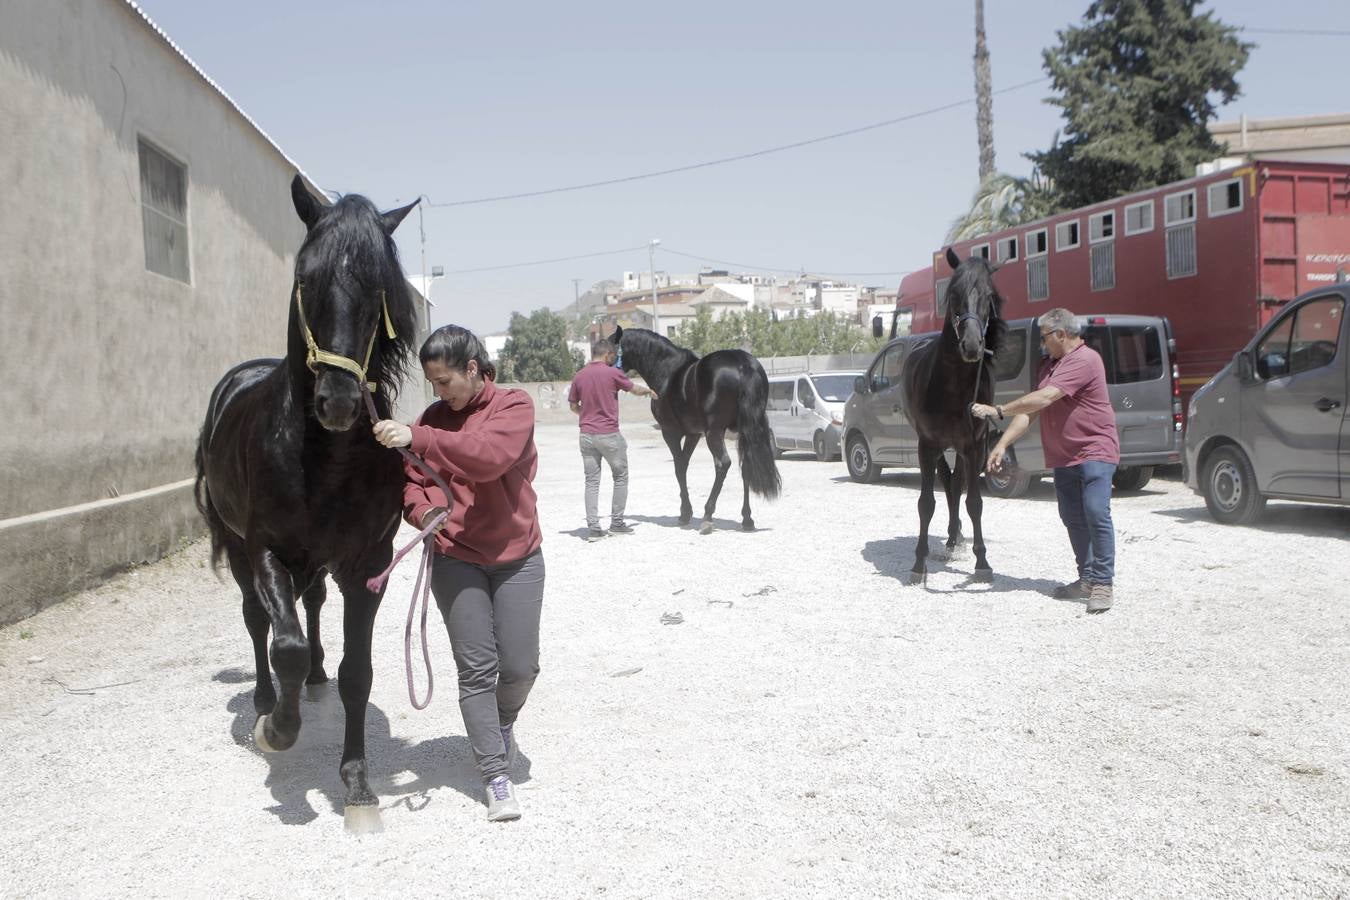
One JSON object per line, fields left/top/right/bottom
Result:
{"left": 899, "top": 247, "right": 1007, "bottom": 584}
{"left": 611, "top": 326, "right": 781, "bottom": 533}
{"left": 194, "top": 175, "right": 419, "bottom": 829}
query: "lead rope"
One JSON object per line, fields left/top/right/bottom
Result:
{"left": 359, "top": 385, "right": 451, "bottom": 710}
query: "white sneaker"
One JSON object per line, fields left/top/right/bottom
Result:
{"left": 485, "top": 775, "right": 521, "bottom": 822}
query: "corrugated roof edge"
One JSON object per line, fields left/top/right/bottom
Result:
{"left": 122, "top": 0, "right": 327, "bottom": 205}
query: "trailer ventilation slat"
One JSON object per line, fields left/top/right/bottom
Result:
{"left": 1091, "top": 242, "right": 1116, "bottom": 291}
{"left": 1166, "top": 224, "right": 1197, "bottom": 279}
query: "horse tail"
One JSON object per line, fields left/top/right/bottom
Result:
{"left": 193, "top": 428, "right": 227, "bottom": 572}
{"left": 736, "top": 360, "right": 781, "bottom": 500}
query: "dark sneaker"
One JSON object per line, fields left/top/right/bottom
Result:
{"left": 609, "top": 521, "right": 635, "bottom": 534}
{"left": 1087, "top": 583, "right": 1114, "bottom": 614}
{"left": 485, "top": 775, "right": 521, "bottom": 821}
{"left": 501, "top": 722, "right": 518, "bottom": 771}
{"left": 1052, "top": 579, "right": 1092, "bottom": 600}
{"left": 586, "top": 528, "right": 607, "bottom": 542}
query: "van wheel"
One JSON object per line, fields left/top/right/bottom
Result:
{"left": 1112, "top": 465, "right": 1154, "bottom": 492}
{"left": 1202, "top": 446, "right": 1266, "bottom": 525}
{"left": 983, "top": 463, "right": 1033, "bottom": 498}
{"left": 846, "top": 434, "right": 880, "bottom": 483}
{"left": 813, "top": 431, "right": 831, "bottom": 462}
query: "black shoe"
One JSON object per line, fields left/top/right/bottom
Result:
{"left": 609, "top": 521, "right": 635, "bottom": 534}
{"left": 586, "top": 528, "right": 607, "bottom": 542}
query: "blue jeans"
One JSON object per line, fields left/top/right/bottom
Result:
{"left": 1053, "top": 461, "right": 1116, "bottom": 586}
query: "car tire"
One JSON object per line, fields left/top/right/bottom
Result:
{"left": 845, "top": 434, "right": 880, "bottom": 483}
{"left": 1202, "top": 446, "right": 1266, "bottom": 525}
{"left": 983, "top": 451, "right": 1034, "bottom": 498}
{"left": 1112, "top": 465, "right": 1154, "bottom": 492}
{"left": 813, "top": 431, "right": 830, "bottom": 462}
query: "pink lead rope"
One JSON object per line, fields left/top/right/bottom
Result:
{"left": 361, "top": 387, "right": 450, "bottom": 710}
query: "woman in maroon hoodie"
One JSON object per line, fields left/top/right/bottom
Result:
{"left": 373, "top": 324, "right": 541, "bottom": 822}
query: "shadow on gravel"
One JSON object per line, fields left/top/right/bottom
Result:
{"left": 223, "top": 675, "right": 530, "bottom": 825}
{"left": 861, "top": 537, "right": 1079, "bottom": 604}
{"left": 619, "top": 513, "right": 772, "bottom": 534}
{"left": 1153, "top": 503, "right": 1350, "bottom": 538}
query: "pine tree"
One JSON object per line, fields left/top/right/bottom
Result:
{"left": 1028, "top": 0, "right": 1251, "bottom": 209}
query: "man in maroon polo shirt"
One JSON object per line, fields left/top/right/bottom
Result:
{"left": 568, "top": 339, "right": 657, "bottom": 541}
{"left": 971, "top": 308, "right": 1121, "bottom": 614}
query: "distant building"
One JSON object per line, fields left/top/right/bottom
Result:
{"left": 1211, "top": 112, "right": 1350, "bottom": 165}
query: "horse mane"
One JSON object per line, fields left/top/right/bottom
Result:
{"left": 295, "top": 194, "right": 418, "bottom": 399}
{"left": 619, "top": 327, "right": 697, "bottom": 388}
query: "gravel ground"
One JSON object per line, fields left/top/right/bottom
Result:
{"left": 1, "top": 420, "right": 1348, "bottom": 898}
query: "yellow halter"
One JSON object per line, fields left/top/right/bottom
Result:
{"left": 293, "top": 283, "right": 397, "bottom": 392}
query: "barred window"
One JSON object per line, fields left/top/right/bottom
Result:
{"left": 1091, "top": 242, "right": 1116, "bottom": 291}
{"left": 1027, "top": 256, "right": 1049, "bottom": 301}
{"left": 1166, "top": 223, "right": 1197, "bottom": 279}
{"left": 139, "top": 138, "right": 190, "bottom": 283}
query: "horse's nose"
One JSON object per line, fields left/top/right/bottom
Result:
{"left": 315, "top": 373, "right": 362, "bottom": 431}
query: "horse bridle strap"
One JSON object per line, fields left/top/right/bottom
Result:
{"left": 294, "top": 283, "right": 397, "bottom": 392}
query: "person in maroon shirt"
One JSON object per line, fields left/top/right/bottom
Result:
{"left": 972, "top": 308, "right": 1120, "bottom": 614}
{"left": 567, "top": 339, "right": 657, "bottom": 541}
{"left": 373, "top": 324, "right": 542, "bottom": 821}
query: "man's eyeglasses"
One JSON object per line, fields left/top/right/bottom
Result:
{"left": 1039, "top": 329, "right": 1063, "bottom": 343}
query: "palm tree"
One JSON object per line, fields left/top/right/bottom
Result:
{"left": 974, "top": 0, "right": 994, "bottom": 179}
{"left": 946, "top": 170, "right": 1057, "bottom": 243}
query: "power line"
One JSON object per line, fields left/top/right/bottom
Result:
{"left": 424, "top": 76, "right": 1050, "bottom": 209}
{"left": 1240, "top": 26, "right": 1350, "bottom": 36}
{"left": 439, "top": 244, "right": 650, "bottom": 275}
{"left": 658, "top": 246, "right": 909, "bottom": 280}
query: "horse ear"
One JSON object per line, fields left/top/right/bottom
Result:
{"left": 612, "top": 325, "right": 624, "bottom": 343}
{"left": 945, "top": 246, "right": 962, "bottom": 271}
{"left": 381, "top": 198, "right": 419, "bottom": 235}
{"left": 291, "top": 174, "right": 322, "bottom": 231}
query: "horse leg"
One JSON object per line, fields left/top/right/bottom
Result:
{"left": 226, "top": 542, "right": 276, "bottom": 718}
{"left": 301, "top": 576, "right": 329, "bottom": 690}
{"left": 248, "top": 547, "right": 309, "bottom": 754}
{"left": 662, "top": 428, "right": 697, "bottom": 524}
{"left": 965, "top": 448, "right": 993, "bottom": 581}
{"left": 910, "top": 443, "right": 940, "bottom": 584}
{"left": 741, "top": 479, "right": 754, "bottom": 532}
{"left": 699, "top": 430, "right": 733, "bottom": 535}
{"left": 333, "top": 570, "right": 385, "bottom": 833}
{"left": 945, "top": 456, "right": 967, "bottom": 558}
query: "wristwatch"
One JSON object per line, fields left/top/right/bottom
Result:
{"left": 996, "top": 405, "right": 1005, "bottom": 420}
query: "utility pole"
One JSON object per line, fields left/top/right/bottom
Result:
{"left": 975, "top": 0, "right": 995, "bottom": 180}
{"left": 649, "top": 239, "right": 661, "bottom": 335}
{"left": 572, "top": 278, "right": 582, "bottom": 309}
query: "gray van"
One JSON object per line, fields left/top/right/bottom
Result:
{"left": 1184, "top": 285, "right": 1349, "bottom": 523}
{"left": 842, "top": 315, "right": 1183, "bottom": 496}
{"left": 767, "top": 371, "right": 863, "bottom": 461}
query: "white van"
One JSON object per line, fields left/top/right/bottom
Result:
{"left": 766, "top": 371, "right": 863, "bottom": 461}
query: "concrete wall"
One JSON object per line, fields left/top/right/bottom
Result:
{"left": 0, "top": 1, "right": 425, "bottom": 624}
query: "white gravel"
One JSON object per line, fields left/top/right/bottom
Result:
{"left": 1, "top": 421, "right": 1347, "bottom": 898}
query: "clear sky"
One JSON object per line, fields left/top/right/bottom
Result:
{"left": 135, "top": 0, "right": 1350, "bottom": 336}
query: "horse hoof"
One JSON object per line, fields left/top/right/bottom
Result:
{"left": 253, "top": 715, "right": 279, "bottom": 753}
{"left": 699, "top": 521, "right": 715, "bottom": 535}
{"left": 679, "top": 515, "right": 692, "bottom": 526}
{"left": 742, "top": 521, "right": 755, "bottom": 532}
{"left": 343, "top": 802, "right": 383, "bottom": 835}
{"left": 972, "top": 568, "right": 994, "bottom": 583}
{"left": 907, "top": 570, "right": 925, "bottom": 586}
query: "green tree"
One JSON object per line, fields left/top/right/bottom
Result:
{"left": 674, "top": 309, "right": 879, "bottom": 358}
{"left": 1028, "top": 0, "right": 1251, "bottom": 209}
{"left": 500, "top": 308, "right": 581, "bottom": 382}
{"left": 947, "top": 170, "right": 1059, "bottom": 243}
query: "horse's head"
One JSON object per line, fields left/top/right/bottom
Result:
{"left": 943, "top": 246, "right": 1005, "bottom": 364}
{"left": 289, "top": 175, "right": 419, "bottom": 431}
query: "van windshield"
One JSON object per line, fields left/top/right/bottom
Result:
{"left": 811, "top": 374, "right": 858, "bottom": 402}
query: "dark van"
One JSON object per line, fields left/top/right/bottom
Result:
{"left": 842, "top": 314, "right": 1183, "bottom": 496}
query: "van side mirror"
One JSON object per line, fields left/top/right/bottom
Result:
{"left": 854, "top": 375, "right": 866, "bottom": 394}
{"left": 871, "top": 316, "right": 883, "bottom": 339}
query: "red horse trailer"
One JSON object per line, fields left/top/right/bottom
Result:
{"left": 893, "top": 160, "right": 1350, "bottom": 410}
